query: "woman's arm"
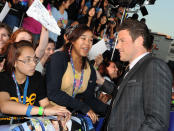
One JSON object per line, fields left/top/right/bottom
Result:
{"left": 96, "top": 70, "right": 115, "bottom": 94}
{"left": 0, "top": 92, "right": 71, "bottom": 118}
{"left": 100, "top": 29, "right": 104, "bottom": 38}
{"left": 0, "top": 92, "right": 40, "bottom": 116}
{"left": 35, "top": 26, "right": 48, "bottom": 59}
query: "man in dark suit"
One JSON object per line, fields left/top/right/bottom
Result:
{"left": 97, "top": 19, "right": 173, "bottom": 131}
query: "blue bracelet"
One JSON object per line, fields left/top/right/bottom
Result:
{"left": 26, "top": 105, "right": 33, "bottom": 117}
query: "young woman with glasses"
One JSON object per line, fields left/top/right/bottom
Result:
{"left": 0, "top": 40, "right": 71, "bottom": 125}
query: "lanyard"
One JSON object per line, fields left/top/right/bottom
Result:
{"left": 12, "top": 72, "right": 29, "bottom": 104}
{"left": 69, "top": 53, "right": 84, "bottom": 97}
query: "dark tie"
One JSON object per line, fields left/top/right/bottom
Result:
{"left": 117, "top": 65, "right": 130, "bottom": 86}
{"left": 123, "top": 66, "right": 130, "bottom": 77}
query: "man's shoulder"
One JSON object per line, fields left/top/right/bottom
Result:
{"left": 144, "top": 55, "right": 167, "bottom": 65}
{"left": 139, "top": 54, "right": 165, "bottom": 65}
{"left": 142, "top": 55, "right": 171, "bottom": 74}
{"left": 134, "top": 54, "right": 170, "bottom": 73}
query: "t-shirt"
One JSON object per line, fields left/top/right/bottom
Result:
{"left": 0, "top": 71, "right": 47, "bottom": 124}
{"left": 49, "top": 7, "right": 68, "bottom": 42}
{"left": 0, "top": 71, "right": 47, "bottom": 106}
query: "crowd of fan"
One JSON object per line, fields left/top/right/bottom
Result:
{"left": 0, "top": 0, "right": 174, "bottom": 130}
{"left": 0, "top": 0, "right": 146, "bottom": 49}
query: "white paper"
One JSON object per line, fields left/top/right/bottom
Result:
{"left": 13, "top": 26, "right": 19, "bottom": 32}
{"left": 88, "top": 39, "right": 107, "bottom": 60}
{"left": 26, "top": 0, "right": 61, "bottom": 35}
{"left": 0, "top": 2, "right": 10, "bottom": 22}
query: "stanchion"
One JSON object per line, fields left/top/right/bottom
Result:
{"left": 111, "top": 7, "right": 127, "bottom": 60}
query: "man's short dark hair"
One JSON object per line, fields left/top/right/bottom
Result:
{"left": 117, "top": 19, "right": 152, "bottom": 50}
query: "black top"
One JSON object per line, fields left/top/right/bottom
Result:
{"left": 0, "top": 71, "right": 47, "bottom": 106}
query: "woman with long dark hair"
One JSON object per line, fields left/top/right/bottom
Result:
{"left": 46, "top": 24, "right": 107, "bottom": 123}
{"left": 78, "top": 6, "right": 96, "bottom": 29}
{"left": 93, "top": 14, "right": 107, "bottom": 40}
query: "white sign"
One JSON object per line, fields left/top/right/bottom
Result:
{"left": 88, "top": 39, "right": 107, "bottom": 60}
{"left": 26, "top": 0, "right": 61, "bottom": 35}
{"left": 13, "top": 26, "right": 19, "bottom": 32}
{"left": 0, "top": 2, "right": 10, "bottom": 22}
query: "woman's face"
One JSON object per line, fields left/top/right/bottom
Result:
{"left": 44, "top": 42, "right": 55, "bottom": 57}
{"left": 100, "top": 16, "right": 107, "bottom": 25}
{"left": 106, "top": 62, "right": 118, "bottom": 79}
{"left": 0, "top": 28, "right": 10, "bottom": 50}
{"left": 15, "top": 32, "right": 32, "bottom": 42}
{"left": 82, "top": 6, "right": 88, "bottom": 15}
{"left": 72, "top": 31, "right": 93, "bottom": 57}
{"left": 64, "top": 0, "right": 71, "bottom": 9}
{"left": 104, "top": 0, "right": 108, "bottom": 7}
{"left": 15, "top": 47, "right": 37, "bottom": 76}
{"left": 88, "top": 8, "right": 95, "bottom": 17}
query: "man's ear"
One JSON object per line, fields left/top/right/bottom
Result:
{"left": 134, "top": 36, "right": 144, "bottom": 47}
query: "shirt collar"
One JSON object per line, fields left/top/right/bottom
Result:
{"left": 129, "top": 52, "right": 149, "bottom": 70}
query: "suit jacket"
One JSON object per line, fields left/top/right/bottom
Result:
{"left": 103, "top": 54, "right": 173, "bottom": 131}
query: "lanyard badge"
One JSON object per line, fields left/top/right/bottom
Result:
{"left": 69, "top": 52, "right": 84, "bottom": 97}
{"left": 12, "top": 72, "right": 29, "bottom": 104}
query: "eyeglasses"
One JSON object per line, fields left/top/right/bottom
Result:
{"left": 17, "top": 56, "right": 40, "bottom": 64}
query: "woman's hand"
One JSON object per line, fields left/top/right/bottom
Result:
{"left": 58, "top": 21, "right": 63, "bottom": 28}
{"left": 99, "top": 92, "right": 111, "bottom": 103}
{"left": 96, "top": 70, "right": 105, "bottom": 85}
{"left": 44, "top": 105, "right": 71, "bottom": 120}
{"left": 94, "top": 54, "right": 103, "bottom": 68}
{"left": 87, "top": 109, "right": 98, "bottom": 123}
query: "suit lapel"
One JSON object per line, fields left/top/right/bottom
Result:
{"left": 113, "top": 54, "right": 153, "bottom": 106}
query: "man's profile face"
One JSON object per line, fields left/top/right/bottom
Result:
{"left": 116, "top": 29, "right": 137, "bottom": 63}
